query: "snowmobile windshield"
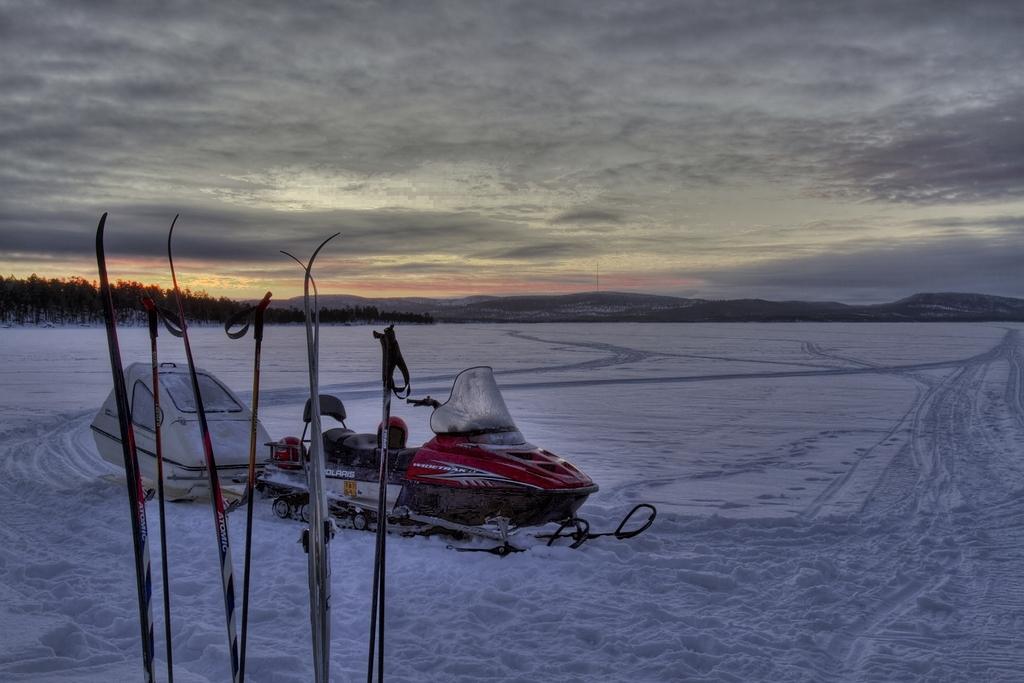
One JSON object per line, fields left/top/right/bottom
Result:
{"left": 430, "top": 367, "right": 523, "bottom": 441}
{"left": 161, "top": 373, "right": 244, "bottom": 414}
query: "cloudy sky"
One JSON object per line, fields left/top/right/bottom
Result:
{"left": 2, "top": 0, "right": 1023, "bottom": 302}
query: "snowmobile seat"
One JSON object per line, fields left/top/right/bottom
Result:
{"left": 303, "top": 394, "right": 347, "bottom": 424}
{"left": 324, "top": 427, "right": 354, "bottom": 446}
{"left": 346, "top": 446, "right": 418, "bottom": 472}
{"left": 341, "top": 432, "right": 378, "bottom": 451}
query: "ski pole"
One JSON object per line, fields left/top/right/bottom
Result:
{"left": 142, "top": 297, "right": 175, "bottom": 683}
{"left": 367, "top": 325, "right": 410, "bottom": 683}
{"left": 224, "top": 291, "right": 273, "bottom": 683}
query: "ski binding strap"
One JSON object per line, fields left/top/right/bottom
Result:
{"left": 373, "top": 324, "right": 412, "bottom": 398}
{"left": 224, "top": 292, "right": 273, "bottom": 340}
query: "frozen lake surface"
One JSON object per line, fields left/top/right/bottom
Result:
{"left": 2, "top": 322, "right": 1023, "bottom": 681}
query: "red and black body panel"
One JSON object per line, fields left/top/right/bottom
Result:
{"left": 397, "top": 435, "right": 598, "bottom": 527}
{"left": 264, "top": 428, "right": 598, "bottom": 530}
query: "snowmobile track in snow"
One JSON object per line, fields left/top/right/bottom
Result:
{"left": 809, "top": 329, "right": 1024, "bottom": 679}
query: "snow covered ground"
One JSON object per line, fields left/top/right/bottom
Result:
{"left": 2, "top": 322, "right": 1023, "bottom": 681}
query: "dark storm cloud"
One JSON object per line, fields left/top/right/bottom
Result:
{"left": 472, "top": 241, "right": 600, "bottom": 261}
{"left": 4, "top": 1, "right": 1019, "bottom": 186}
{"left": 0, "top": 201, "right": 562, "bottom": 263}
{"left": 2, "top": 0, "right": 1023, "bottom": 296}
{"left": 550, "top": 209, "right": 624, "bottom": 225}
{"left": 817, "top": 95, "right": 1024, "bottom": 204}
{"left": 913, "top": 215, "right": 1024, "bottom": 230}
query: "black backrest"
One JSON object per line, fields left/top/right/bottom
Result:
{"left": 303, "top": 394, "right": 347, "bottom": 423}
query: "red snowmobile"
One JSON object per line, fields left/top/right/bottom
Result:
{"left": 259, "top": 367, "right": 600, "bottom": 546}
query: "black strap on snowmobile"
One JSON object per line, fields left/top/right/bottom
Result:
{"left": 224, "top": 292, "right": 273, "bottom": 340}
{"left": 372, "top": 325, "right": 411, "bottom": 399}
{"left": 537, "top": 504, "right": 658, "bottom": 549}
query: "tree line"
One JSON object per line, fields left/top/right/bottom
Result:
{"left": 0, "top": 275, "right": 433, "bottom": 326}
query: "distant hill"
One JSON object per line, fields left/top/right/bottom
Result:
{"left": 24, "top": 274, "right": 1020, "bottom": 326}
{"left": 873, "top": 293, "right": 1024, "bottom": 320}
{"left": 274, "top": 293, "right": 496, "bottom": 316}
{"left": 273, "top": 291, "right": 1024, "bottom": 323}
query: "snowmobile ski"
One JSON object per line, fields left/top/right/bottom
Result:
{"left": 444, "top": 504, "right": 656, "bottom": 555}
{"left": 536, "top": 503, "right": 657, "bottom": 549}
{"left": 167, "top": 215, "right": 241, "bottom": 683}
{"left": 224, "top": 291, "right": 272, "bottom": 683}
{"left": 142, "top": 296, "right": 176, "bottom": 683}
{"left": 283, "top": 233, "right": 339, "bottom": 683}
{"left": 95, "top": 213, "right": 157, "bottom": 683}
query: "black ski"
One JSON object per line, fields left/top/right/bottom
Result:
{"left": 167, "top": 215, "right": 240, "bottom": 683}
{"left": 142, "top": 296, "right": 176, "bottom": 683}
{"left": 224, "top": 291, "right": 273, "bottom": 683}
{"left": 367, "top": 325, "right": 411, "bottom": 683}
{"left": 95, "top": 213, "right": 157, "bottom": 683}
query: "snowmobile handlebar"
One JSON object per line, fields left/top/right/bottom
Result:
{"left": 407, "top": 396, "right": 440, "bottom": 409}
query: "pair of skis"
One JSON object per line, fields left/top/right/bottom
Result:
{"left": 287, "top": 237, "right": 409, "bottom": 683}
{"left": 283, "top": 234, "right": 338, "bottom": 683}
{"left": 97, "top": 214, "right": 271, "bottom": 683}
